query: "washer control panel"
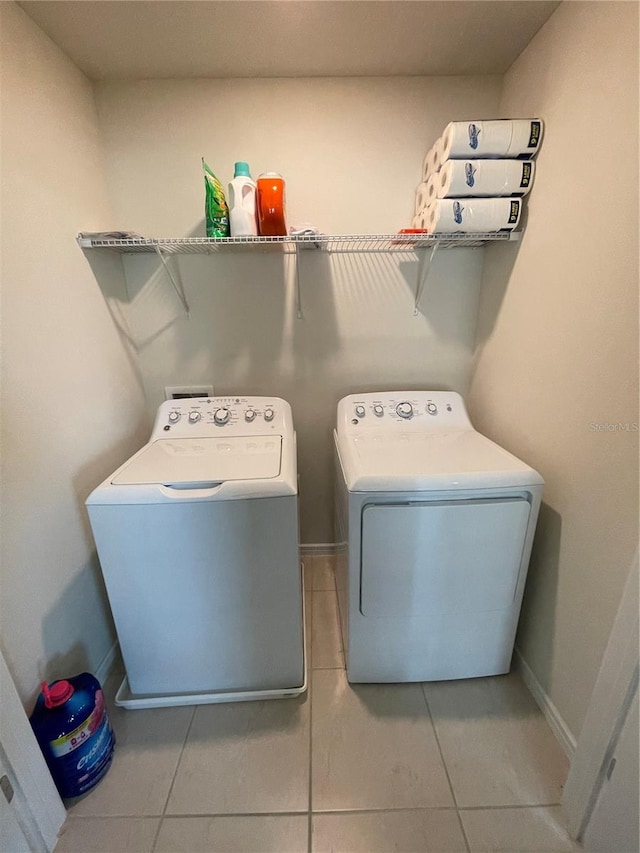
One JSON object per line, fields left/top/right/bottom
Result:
{"left": 151, "top": 396, "right": 292, "bottom": 439}
{"left": 338, "top": 391, "right": 473, "bottom": 433}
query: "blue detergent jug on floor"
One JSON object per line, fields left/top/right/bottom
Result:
{"left": 30, "top": 672, "right": 115, "bottom": 798}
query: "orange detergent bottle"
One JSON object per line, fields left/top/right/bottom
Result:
{"left": 257, "top": 172, "right": 287, "bottom": 236}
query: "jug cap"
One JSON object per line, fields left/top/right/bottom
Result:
{"left": 234, "top": 162, "right": 251, "bottom": 178}
{"left": 42, "top": 679, "right": 74, "bottom": 708}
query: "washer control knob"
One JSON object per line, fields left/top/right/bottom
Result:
{"left": 168, "top": 411, "right": 181, "bottom": 423}
{"left": 245, "top": 409, "right": 256, "bottom": 422}
{"left": 188, "top": 411, "right": 201, "bottom": 423}
{"left": 373, "top": 405, "right": 384, "bottom": 417}
{"left": 355, "top": 405, "right": 366, "bottom": 418}
{"left": 264, "top": 408, "right": 275, "bottom": 422}
{"left": 426, "top": 402, "right": 438, "bottom": 415}
{"left": 396, "top": 402, "right": 413, "bottom": 419}
{"left": 214, "top": 408, "right": 229, "bottom": 425}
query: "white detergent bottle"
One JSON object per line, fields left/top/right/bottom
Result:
{"left": 228, "top": 161, "right": 258, "bottom": 237}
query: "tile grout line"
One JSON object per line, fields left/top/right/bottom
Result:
{"left": 420, "top": 683, "right": 471, "bottom": 853}
{"left": 62, "top": 801, "right": 566, "bottom": 821}
{"left": 150, "top": 705, "right": 197, "bottom": 852}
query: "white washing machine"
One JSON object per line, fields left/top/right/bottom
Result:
{"left": 334, "top": 391, "right": 543, "bottom": 683}
{"left": 86, "top": 396, "right": 305, "bottom": 709}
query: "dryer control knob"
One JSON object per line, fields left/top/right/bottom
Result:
{"left": 264, "top": 408, "right": 275, "bottom": 422}
{"left": 188, "top": 411, "right": 201, "bottom": 423}
{"left": 373, "top": 405, "right": 384, "bottom": 417}
{"left": 396, "top": 402, "right": 413, "bottom": 419}
{"left": 355, "top": 405, "right": 366, "bottom": 418}
{"left": 214, "top": 408, "right": 229, "bottom": 425}
{"left": 427, "top": 402, "right": 438, "bottom": 415}
{"left": 168, "top": 411, "right": 181, "bottom": 423}
{"left": 245, "top": 409, "right": 256, "bottom": 422}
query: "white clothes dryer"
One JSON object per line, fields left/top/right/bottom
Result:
{"left": 86, "top": 396, "right": 305, "bottom": 708}
{"left": 334, "top": 391, "right": 543, "bottom": 683}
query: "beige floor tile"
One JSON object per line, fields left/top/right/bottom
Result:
{"left": 66, "top": 698, "right": 194, "bottom": 816}
{"left": 302, "top": 555, "right": 336, "bottom": 591}
{"left": 312, "top": 809, "right": 467, "bottom": 852}
{"left": 54, "top": 817, "right": 159, "bottom": 853}
{"left": 311, "top": 555, "right": 336, "bottom": 591}
{"left": 424, "top": 674, "right": 569, "bottom": 807}
{"left": 312, "top": 669, "right": 453, "bottom": 810}
{"left": 460, "top": 805, "right": 582, "bottom": 852}
{"left": 155, "top": 815, "right": 308, "bottom": 852}
{"left": 305, "top": 584, "right": 313, "bottom": 670}
{"left": 166, "top": 694, "right": 310, "bottom": 814}
{"left": 312, "top": 591, "right": 344, "bottom": 669}
{"left": 303, "top": 558, "right": 313, "bottom": 593}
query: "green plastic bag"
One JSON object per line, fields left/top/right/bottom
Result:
{"left": 202, "top": 158, "right": 230, "bottom": 238}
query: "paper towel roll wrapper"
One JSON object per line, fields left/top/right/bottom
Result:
{"left": 438, "top": 160, "right": 534, "bottom": 198}
{"left": 426, "top": 197, "right": 522, "bottom": 233}
{"left": 415, "top": 182, "right": 427, "bottom": 215}
{"left": 417, "top": 206, "right": 430, "bottom": 230}
{"left": 422, "top": 145, "right": 437, "bottom": 181}
{"left": 441, "top": 119, "right": 543, "bottom": 160}
{"left": 432, "top": 137, "right": 443, "bottom": 173}
{"left": 416, "top": 175, "right": 440, "bottom": 214}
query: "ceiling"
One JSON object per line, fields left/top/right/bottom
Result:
{"left": 18, "top": 1, "right": 560, "bottom": 81}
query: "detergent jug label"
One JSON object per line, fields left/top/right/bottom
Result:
{"left": 50, "top": 695, "right": 105, "bottom": 757}
{"left": 520, "top": 163, "right": 532, "bottom": 187}
{"left": 528, "top": 121, "right": 541, "bottom": 148}
{"left": 467, "top": 123, "right": 481, "bottom": 149}
{"left": 51, "top": 713, "right": 115, "bottom": 798}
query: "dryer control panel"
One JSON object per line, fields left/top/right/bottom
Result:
{"left": 337, "top": 391, "right": 473, "bottom": 434}
{"left": 151, "top": 396, "right": 293, "bottom": 439}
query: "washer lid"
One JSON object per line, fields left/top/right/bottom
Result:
{"left": 335, "top": 429, "right": 543, "bottom": 491}
{"left": 112, "top": 436, "right": 282, "bottom": 486}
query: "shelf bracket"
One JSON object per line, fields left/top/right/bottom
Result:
{"left": 153, "top": 245, "right": 190, "bottom": 318}
{"left": 414, "top": 241, "right": 439, "bottom": 316}
{"left": 294, "top": 244, "right": 303, "bottom": 319}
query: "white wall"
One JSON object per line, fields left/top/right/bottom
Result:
{"left": 468, "top": 1, "right": 639, "bottom": 741}
{"left": 94, "top": 76, "right": 501, "bottom": 541}
{"left": 0, "top": 2, "right": 149, "bottom": 703}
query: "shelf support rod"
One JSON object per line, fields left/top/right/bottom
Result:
{"left": 153, "top": 246, "right": 190, "bottom": 318}
{"left": 294, "top": 244, "right": 303, "bottom": 319}
{"left": 414, "top": 241, "right": 439, "bottom": 316}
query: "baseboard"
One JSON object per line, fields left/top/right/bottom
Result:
{"left": 514, "top": 647, "right": 576, "bottom": 758}
{"left": 94, "top": 640, "right": 119, "bottom": 686}
{"left": 300, "top": 543, "right": 338, "bottom": 556}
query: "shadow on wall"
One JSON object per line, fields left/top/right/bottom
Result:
{"left": 71, "top": 424, "right": 150, "bottom": 550}
{"left": 37, "top": 555, "right": 115, "bottom": 709}
{"left": 470, "top": 215, "right": 526, "bottom": 363}
{"left": 516, "top": 501, "right": 563, "bottom": 692}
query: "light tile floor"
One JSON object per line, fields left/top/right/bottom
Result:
{"left": 56, "top": 556, "right": 581, "bottom": 853}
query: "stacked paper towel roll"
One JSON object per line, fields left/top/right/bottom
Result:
{"left": 438, "top": 159, "right": 534, "bottom": 199}
{"left": 425, "top": 198, "right": 522, "bottom": 234}
{"left": 412, "top": 118, "right": 543, "bottom": 233}
{"left": 440, "top": 119, "right": 543, "bottom": 161}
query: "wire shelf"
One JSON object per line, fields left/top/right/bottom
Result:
{"left": 77, "top": 232, "right": 520, "bottom": 254}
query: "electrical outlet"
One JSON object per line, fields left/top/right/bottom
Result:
{"left": 165, "top": 385, "right": 214, "bottom": 400}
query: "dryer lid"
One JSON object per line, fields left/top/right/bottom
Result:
{"left": 335, "top": 429, "right": 543, "bottom": 491}
{"left": 112, "top": 436, "right": 282, "bottom": 486}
